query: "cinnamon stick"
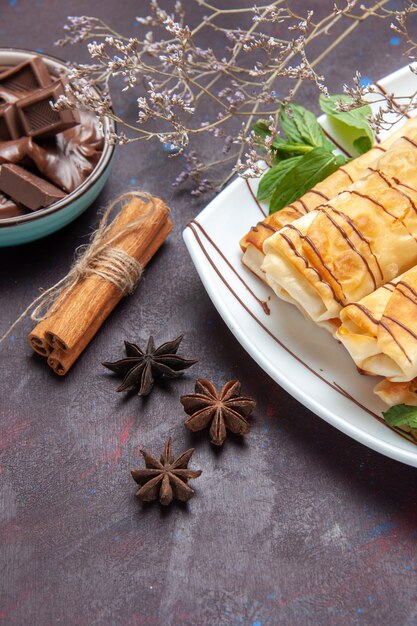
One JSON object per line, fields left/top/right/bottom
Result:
{"left": 28, "top": 322, "right": 53, "bottom": 356}
{"left": 46, "top": 220, "right": 172, "bottom": 375}
{"left": 28, "top": 195, "right": 172, "bottom": 374}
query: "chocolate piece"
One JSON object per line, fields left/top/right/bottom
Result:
{"left": 0, "top": 136, "right": 37, "bottom": 165}
{"left": 16, "top": 81, "right": 79, "bottom": 139}
{"left": 0, "top": 163, "right": 66, "bottom": 211}
{"left": 0, "top": 113, "right": 103, "bottom": 193}
{"left": 30, "top": 111, "right": 103, "bottom": 192}
{"left": 0, "top": 191, "right": 26, "bottom": 219}
{"left": 0, "top": 104, "right": 20, "bottom": 140}
{"left": 0, "top": 57, "right": 51, "bottom": 98}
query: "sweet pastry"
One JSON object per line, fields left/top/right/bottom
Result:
{"left": 240, "top": 117, "right": 417, "bottom": 282}
{"left": 337, "top": 266, "right": 417, "bottom": 381}
{"left": 261, "top": 127, "right": 417, "bottom": 327}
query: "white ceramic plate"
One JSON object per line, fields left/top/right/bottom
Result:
{"left": 183, "top": 64, "right": 417, "bottom": 467}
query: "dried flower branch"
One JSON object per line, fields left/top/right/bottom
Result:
{"left": 57, "top": 0, "right": 405, "bottom": 195}
{"left": 342, "top": 2, "right": 417, "bottom": 133}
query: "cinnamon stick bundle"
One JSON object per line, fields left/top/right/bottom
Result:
{"left": 28, "top": 194, "right": 172, "bottom": 375}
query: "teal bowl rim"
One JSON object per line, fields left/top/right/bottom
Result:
{"left": 0, "top": 47, "right": 116, "bottom": 230}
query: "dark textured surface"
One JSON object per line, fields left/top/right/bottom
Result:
{"left": 1, "top": 2, "right": 417, "bottom": 625}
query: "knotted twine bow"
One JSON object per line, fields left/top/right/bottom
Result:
{"left": 0, "top": 190, "right": 155, "bottom": 344}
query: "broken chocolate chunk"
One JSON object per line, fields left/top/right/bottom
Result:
{"left": 0, "top": 57, "right": 51, "bottom": 99}
{"left": 0, "top": 163, "right": 66, "bottom": 211}
{"left": 16, "top": 80, "right": 79, "bottom": 139}
{"left": 0, "top": 104, "right": 21, "bottom": 141}
{"left": 0, "top": 192, "right": 26, "bottom": 218}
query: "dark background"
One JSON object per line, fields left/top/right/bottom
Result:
{"left": 1, "top": 2, "right": 417, "bottom": 625}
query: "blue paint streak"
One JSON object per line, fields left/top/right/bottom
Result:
{"left": 174, "top": 531, "right": 181, "bottom": 540}
{"left": 130, "top": 177, "right": 137, "bottom": 185}
{"left": 35, "top": 48, "right": 45, "bottom": 53}
{"left": 90, "top": 488, "right": 97, "bottom": 495}
{"left": 365, "top": 521, "right": 395, "bottom": 540}
{"left": 390, "top": 36, "right": 401, "bottom": 46}
{"left": 8, "top": 335, "right": 15, "bottom": 342}
{"left": 359, "top": 76, "right": 373, "bottom": 88}
{"left": 9, "top": 0, "right": 16, "bottom": 6}
{"left": 253, "top": 622, "right": 262, "bottom": 626}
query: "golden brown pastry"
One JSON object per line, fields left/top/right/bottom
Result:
{"left": 241, "top": 117, "right": 417, "bottom": 281}
{"left": 261, "top": 127, "right": 417, "bottom": 326}
{"left": 337, "top": 266, "right": 417, "bottom": 380}
{"left": 374, "top": 377, "right": 417, "bottom": 407}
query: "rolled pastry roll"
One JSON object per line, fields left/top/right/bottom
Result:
{"left": 240, "top": 117, "right": 417, "bottom": 281}
{"left": 374, "top": 377, "right": 417, "bottom": 407}
{"left": 337, "top": 266, "right": 417, "bottom": 381}
{"left": 262, "top": 129, "right": 417, "bottom": 325}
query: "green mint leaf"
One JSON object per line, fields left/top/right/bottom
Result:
{"left": 319, "top": 93, "right": 374, "bottom": 153}
{"left": 382, "top": 404, "right": 417, "bottom": 429}
{"left": 353, "top": 136, "right": 372, "bottom": 154}
{"left": 269, "top": 148, "right": 346, "bottom": 214}
{"left": 257, "top": 156, "right": 303, "bottom": 201}
{"left": 279, "top": 103, "right": 334, "bottom": 150}
{"left": 275, "top": 143, "right": 314, "bottom": 157}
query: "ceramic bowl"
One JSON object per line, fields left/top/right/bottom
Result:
{"left": 0, "top": 48, "right": 116, "bottom": 247}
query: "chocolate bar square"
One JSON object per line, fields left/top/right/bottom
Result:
{"left": 0, "top": 57, "right": 52, "bottom": 97}
{"left": 16, "top": 80, "right": 79, "bottom": 139}
{"left": 0, "top": 163, "right": 66, "bottom": 211}
{"left": 0, "top": 192, "right": 26, "bottom": 219}
{"left": 0, "top": 104, "right": 21, "bottom": 140}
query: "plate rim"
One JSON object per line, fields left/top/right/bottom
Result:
{"left": 183, "top": 63, "right": 417, "bottom": 467}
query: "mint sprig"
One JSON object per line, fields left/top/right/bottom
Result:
{"left": 279, "top": 103, "right": 334, "bottom": 151}
{"left": 383, "top": 404, "right": 417, "bottom": 429}
{"left": 270, "top": 148, "right": 345, "bottom": 214}
{"left": 319, "top": 94, "right": 374, "bottom": 155}
{"left": 254, "top": 94, "right": 375, "bottom": 215}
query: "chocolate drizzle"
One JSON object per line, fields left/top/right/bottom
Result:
{"left": 383, "top": 316, "right": 417, "bottom": 352}
{"left": 286, "top": 203, "right": 303, "bottom": 217}
{"left": 320, "top": 204, "right": 383, "bottom": 280}
{"left": 282, "top": 224, "right": 346, "bottom": 303}
{"left": 245, "top": 179, "right": 266, "bottom": 217}
{"left": 309, "top": 189, "right": 329, "bottom": 201}
{"left": 259, "top": 221, "right": 277, "bottom": 233}
{"left": 317, "top": 205, "right": 378, "bottom": 289}
{"left": 398, "top": 280, "right": 417, "bottom": 301}
{"left": 297, "top": 198, "right": 309, "bottom": 214}
{"left": 191, "top": 220, "right": 270, "bottom": 314}
{"left": 368, "top": 167, "right": 417, "bottom": 215}
{"left": 403, "top": 136, "right": 417, "bottom": 150}
{"left": 321, "top": 127, "right": 351, "bottom": 157}
{"left": 349, "top": 302, "right": 411, "bottom": 363}
{"left": 375, "top": 82, "right": 412, "bottom": 120}
{"left": 338, "top": 167, "right": 354, "bottom": 183}
{"left": 392, "top": 177, "right": 417, "bottom": 194}
{"left": 346, "top": 189, "right": 397, "bottom": 220}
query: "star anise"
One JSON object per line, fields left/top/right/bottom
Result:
{"left": 180, "top": 379, "right": 256, "bottom": 446}
{"left": 102, "top": 335, "right": 197, "bottom": 396}
{"left": 131, "top": 437, "right": 202, "bottom": 505}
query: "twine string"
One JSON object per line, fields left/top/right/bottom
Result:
{"left": 0, "top": 190, "right": 154, "bottom": 344}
